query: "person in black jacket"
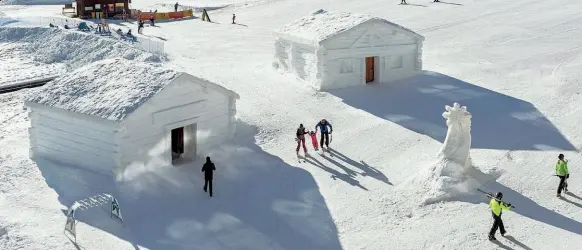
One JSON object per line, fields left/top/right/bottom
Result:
{"left": 202, "top": 156, "right": 216, "bottom": 196}
{"left": 296, "top": 124, "right": 308, "bottom": 156}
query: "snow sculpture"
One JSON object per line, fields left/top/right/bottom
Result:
{"left": 410, "top": 103, "right": 490, "bottom": 205}
{"left": 439, "top": 103, "right": 473, "bottom": 169}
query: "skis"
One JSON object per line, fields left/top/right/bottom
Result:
{"left": 477, "top": 189, "right": 515, "bottom": 208}
{"left": 296, "top": 154, "right": 306, "bottom": 163}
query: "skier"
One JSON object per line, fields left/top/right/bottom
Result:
{"left": 296, "top": 124, "right": 308, "bottom": 156}
{"left": 401, "top": 0, "right": 406, "bottom": 4}
{"left": 315, "top": 119, "right": 333, "bottom": 151}
{"left": 309, "top": 131, "right": 319, "bottom": 151}
{"left": 201, "top": 156, "right": 216, "bottom": 197}
{"left": 556, "top": 153, "right": 569, "bottom": 197}
{"left": 488, "top": 192, "right": 512, "bottom": 241}
{"left": 232, "top": 14, "right": 236, "bottom": 24}
{"left": 174, "top": 2, "right": 179, "bottom": 12}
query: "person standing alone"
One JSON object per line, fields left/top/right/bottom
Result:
{"left": 315, "top": 119, "right": 332, "bottom": 151}
{"left": 556, "top": 153, "right": 569, "bottom": 197}
{"left": 202, "top": 156, "right": 216, "bottom": 197}
{"left": 488, "top": 192, "right": 512, "bottom": 241}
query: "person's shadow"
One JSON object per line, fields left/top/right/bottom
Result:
{"left": 504, "top": 235, "right": 533, "bottom": 250}
{"left": 328, "top": 148, "right": 392, "bottom": 185}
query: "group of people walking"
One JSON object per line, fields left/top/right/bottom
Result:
{"left": 295, "top": 119, "right": 333, "bottom": 156}
{"left": 488, "top": 153, "right": 570, "bottom": 241}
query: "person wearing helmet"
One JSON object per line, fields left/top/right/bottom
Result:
{"left": 296, "top": 124, "right": 308, "bottom": 156}
{"left": 315, "top": 119, "right": 333, "bottom": 150}
{"left": 489, "top": 192, "right": 512, "bottom": 241}
{"left": 556, "top": 153, "right": 569, "bottom": 197}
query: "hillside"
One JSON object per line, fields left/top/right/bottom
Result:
{"left": 1, "top": 0, "right": 582, "bottom": 249}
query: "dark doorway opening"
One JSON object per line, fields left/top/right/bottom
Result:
{"left": 171, "top": 127, "right": 184, "bottom": 161}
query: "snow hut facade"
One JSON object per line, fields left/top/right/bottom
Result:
{"left": 25, "top": 58, "right": 239, "bottom": 175}
{"left": 273, "top": 10, "right": 424, "bottom": 90}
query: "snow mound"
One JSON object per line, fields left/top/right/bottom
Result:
{"left": 26, "top": 58, "right": 180, "bottom": 121}
{"left": 276, "top": 9, "right": 423, "bottom": 43}
{"left": 0, "top": 0, "right": 70, "bottom": 5}
{"left": 0, "top": 27, "right": 164, "bottom": 70}
{"left": 404, "top": 103, "right": 495, "bottom": 204}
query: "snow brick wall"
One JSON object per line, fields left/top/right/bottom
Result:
{"left": 25, "top": 58, "right": 239, "bottom": 175}
{"left": 274, "top": 9, "right": 425, "bottom": 90}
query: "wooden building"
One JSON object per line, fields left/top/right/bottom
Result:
{"left": 75, "top": 0, "right": 131, "bottom": 19}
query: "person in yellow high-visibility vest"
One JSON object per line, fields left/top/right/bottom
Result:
{"left": 489, "top": 192, "right": 512, "bottom": 241}
{"left": 556, "top": 153, "right": 569, "bottom": 197}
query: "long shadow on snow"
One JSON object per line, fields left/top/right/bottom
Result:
{"left": 467, "top": 181, "right": 582, "bottom": 235}
{"left": 329, "top": 71, "right": 575, "bottom": 151}
{"left": 327, "top": 148, "right": 392, "bottom": 185}
{"left": 37, "top": 122, "right": 342, "bottom": 250}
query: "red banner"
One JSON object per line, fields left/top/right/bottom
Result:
{"left": 168, "top": 11, "right": 184, "bottom": 19}
{"left": 139, "top": 12, "right": 156, "bottom": 21}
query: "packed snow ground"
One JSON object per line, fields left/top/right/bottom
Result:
{"left": 2, "top": 0, "right": 582, "bottom": 249}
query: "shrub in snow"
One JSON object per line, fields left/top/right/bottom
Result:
{"left": 408, "top": 103, "right": 492, "bottom": 204}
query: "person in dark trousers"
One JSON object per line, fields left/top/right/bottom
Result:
{"left": 138, "top": 20, "right": 144, "bottom": 34}
{"left": 174, "top": 2, "right": 179, "bottom": 12}
{"left": 296, "top": 124, "right": 308, "bottom": 156}
{"left": 202, "top": 156, "right": 216, "bottom": 197}
{"left": 401, "top": 0, "right": 406, "bottom": 4}
{"left": 315, "top": 119, "right": 332, "bottom": 150}
{"left": 488, "top": 192, "right": 511, "bottom": 241}
{"left": 556, "top": 153, "right": 569, "bottom": 197}
{"left": 232, "top": 14, "right": 236, "bottom": 24}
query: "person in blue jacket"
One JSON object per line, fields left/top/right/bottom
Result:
{"left": 315, "top": 119, "right": 333, "bottom": 150}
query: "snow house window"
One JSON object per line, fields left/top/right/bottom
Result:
{"left": 340, "top": 59, "right": 354, "bottom": 74}
{"left": 388, "top": 55, "right": 403, "bottom": 70}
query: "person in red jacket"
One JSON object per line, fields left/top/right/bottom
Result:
{"left": 296, "top": 124, "right": 308, "bottom": 156}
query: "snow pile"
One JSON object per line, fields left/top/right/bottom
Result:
{"left": 0, "top": 50, "right": 65, "bottom": 86}
{"left": 0, "top": 27, "right": 164, "bottom": 70}
{"left": 0, "top": 0, "right": 70, "bottom": 5}
{"left": 406, "top": 103, "right": 495, "bottom": 204}
{"left": 276, "top": 9, "right": 421, "bottom": 43}
{"left": 26, "top": 58, "right": 180, "bottom": 121}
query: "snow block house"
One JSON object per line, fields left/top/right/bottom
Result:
{"left": 25, "top": 58, "right": 239, "bottom": 174}
{"left": 273, "top": 10, "right": 425, "bottom": 90}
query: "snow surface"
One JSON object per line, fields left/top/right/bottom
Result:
{"left": 117, "top": 0, "right": 270, "bottom": 13}
{"left": 0, "top": 26, "right": 164, "bottom": 86}
{"left": 26, "top": 58, "right": 180, "bottom": 121}
{"left": 0, "top": 0, "right": 69, "bottom": 5}
{"left": 2, "top": 0, "right": 582, "bottom": 249}
{"left": 276, "top": 9, "right": 423, "bottom": 44}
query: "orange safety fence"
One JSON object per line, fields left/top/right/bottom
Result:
{"left": 138, "top": 9, "right": 192, "bottom": 21}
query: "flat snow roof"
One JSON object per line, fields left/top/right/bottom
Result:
{"left": 275, "top": 9, "right": 424, "bottom": 44}
{"left": 25, "top": 58, "right": 236, "bottom": 121}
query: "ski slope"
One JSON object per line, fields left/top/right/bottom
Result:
{"left": 2, "top": 0, "right": 582, "bottom": 249}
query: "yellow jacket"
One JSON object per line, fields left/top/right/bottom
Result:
{"left": 556, "top": 160, "right": 569, "bottom": 177}
{"left": 490, "top": 199, "right": 511, "bottom": 216}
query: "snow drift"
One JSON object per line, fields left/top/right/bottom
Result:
{"left": 405, "top": 103, "right": 496, "bottom": 204}
{"left": 0, "top": 27, "right": 164, "bottom": 70}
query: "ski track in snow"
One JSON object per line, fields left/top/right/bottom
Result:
{"left": 1, "top": 0, "right": 582, "bottom": 249}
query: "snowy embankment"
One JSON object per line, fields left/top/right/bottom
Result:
{"left": 132, "top": 0, "right": 271, "bottom": 13}
{"left": 0, "top": 26, "right": 164, "bottom": 86}
{"left": 0, "top": 0, "right": 69, "bottom": 5}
